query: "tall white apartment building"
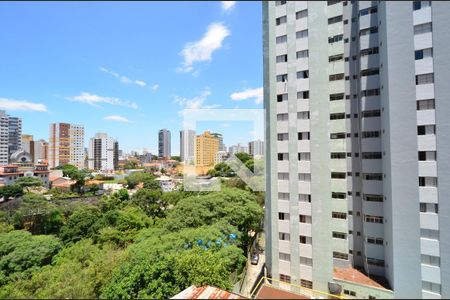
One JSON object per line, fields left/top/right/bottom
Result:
{"left": 33, "top": 139, "right": 48, "bottom": 164}
{"left": 229, "top": 143, "right": 249, "bottom": 155}
{"left": 264, "top": 1, "right": 449, "bottom": 298}
{"left": 158, "top": 129, "right": 171, "bottom": 159}
{"left": 180, "top": 129, "right": 196, "bottom": 163}
{"left": 88, "top": 133, "right": 118, "bottom": 172}
{"left": 0, "top": 111, "right": 22, "bottom": 165}
{"left": 249, "top": 139, "right": 265, "bottom": 157}
{"left": 48, "top": 123, "right": 84, "bottom": 169}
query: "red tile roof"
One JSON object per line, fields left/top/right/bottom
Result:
{"left": 171, "top": 285, "right": 244, "bottom": 299}
{"left": 255, "top": 284, "right": 309, "bottom": 299}
{"left": 333, "top": 267, "right": 389, "bottom": 289}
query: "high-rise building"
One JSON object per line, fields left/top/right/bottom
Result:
{"left": 228, "top": 143, "right": 249, "bottom": 155}
{"left": 195, "top": 131, "right": 219, "bottom": 167}
{"left": 0, "top": 111, "right": 22, "bottom": 165}
{"left": 21, "top": 134, "right": 34, "bottom": 161}
{"left": 180, "top": 129, "right": 196, "bottom": 163}
{"left": 263, "top": 1, "right": 449, "bottom": 298}
{"left": 33, "top": 139, "right": 48, "bottom": 164}
{"left": 211, "top": 133, "right": 226, "bottom": 152}
{"left": 87, "top": 133, "right": 118, "bottom": 172}
{"left": 158, "top": 129, "right": 171, "bottom": 159}
{"left": 249, "top": 140, "right": 265, "bottom": 157}
{"left": 8, "top": 115, "right": 22, "bottom": 159}
{"left": 49, "top": 123, "right": 84, "bottom": 169}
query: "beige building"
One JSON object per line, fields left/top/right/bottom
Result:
{"left": 195, "top": 131, "right": 219, "bottom": 167}
{"left": 49, "top": 123, "right": 84, "bottom": 169}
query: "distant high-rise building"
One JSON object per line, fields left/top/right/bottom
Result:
{"left": 49, "top": 123, "right": 84, "bottom": 169}
{"left": 249, "top": 140, "right": 264, "bottom": 156}
{"left": 87, "top": 133, "right": 118, "bottom": 172}
{"left": 0, "top": 111, "right": 22, "bottom": 165}
{"left": 33, "top": 139, "right": 48, "bottom": 164}
{"left": 195, "top": 131, "right": 219, "bottom": 167}
{"left": 263, "top": 1, "right": 450, "bottom": 298}
{"left": 180, "top": 129, "right": 196, "bottom": 163}
{"left": 228, "top": 143, "right": 249, "bottom": 155}
{"left": 8, "top": 115, "right": 22, "bottom": 159}
{"left": 158, "top": 129, "right": 171, "bottom": 159}
{"left": 214, "top": 150, "right": 228, "bottom": 165}
{"left": 21, "top": 134, "right": 34, "bottom": 160}
{"left": 211, "top": 133, "right": 226, "bottom": 151}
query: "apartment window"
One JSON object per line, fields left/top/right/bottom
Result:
{"left": 365, "top": 215, "right": 383, "bottom": 224}
{"left": 413, "top": 1, "right": 431, "bottom": 11}
{"left": 360, "top": 6, "right": 377, "bottom": 16}
{"left": 361, "top": 88, "right": 380, "bottom": 97}
{"left": 327, "top": 0, "right": 342, "bottom": 5}
{"left": 328, "top": 34, "right": 343, "bottom": 44}
{"left": 300, "top": 256, "right": 313, "bottom": 267}
{"left": 328, "top": 15, "right": 343, "bottom": 25}
{"left": 279, "top": 212, "right": 290, "bottom": 220}
{"left": 363, "top": 173, "right": 383, "bottom": 181}
{"left": 421, "top": 228, "right": 439, "bottom": 240}
{"left": 329, "top": 54, "right": 343, "bottom": 63}
{"left": 417, "top": 99, "right": 435, "bottom": 110}
{"left": 361, "top": 68, "right": 379, "bottom": 77}
{"left": 417, "top": 125, "right": 436, "bottom": 135}
{"left": 276, "top": 54, "right": 288, "bottom": 63}
{"left": 360, "top": 47, "right": 379, "bottom": 57}
{"left": 300, "top": 279, "right": 313, "bottom": 289}
{"left": 416, "top": 73, "right": 434, "bottom": 85}
{"left": 422, "top": 281, "right": 441, "bottom": 294}
{"left": 332, "top": 212, "right": 347, "bottom": 220}
{"left": 276, "top": 35, "right": 287, "bottom": 44}
{"left": 277, "top": 93, "right": 288, "bottom": 102}
{"left": 418, "top": 151, "right": 436, "bottom": 161}
{"left": 361, "top": 110, "right": 380, "bottom": 118}
{"left": 298, "top": 132, "right": 310, "bottom": 140}
{"left": 333, "top": 231, "right": 347, "bottom": 239}
{"left": 280, "top": 274, "right": 291, "bottom": 283}
{"left": 278, "top": 173, "right": 290, "bottom": 180}
{"left": 362, "top": 131, "right": 380, "bottom": 138}
{"left": 297, "top": 91, "right": 309, "bottom": 99}
{"left": 276, "top": 16, "right": 287, "bottom": 26}
{"left": 297, "top": 111, "right": 310, "bottom": 120}
{"left": 297, "top": 70, "right": 309, "bottom": 79}
{"left": 299, "top": 194, "right": 311, "bottom": 203}
{"left": 415, "top": 48, "right": 433, "bottom": 60}
{"left": 278, "top": 192, "right": 289, "bottom": 200}
{"left": 344, "top": 290, "right": 356, "bottom": 297}
{"left": 360, "top": 26, "right": 378, "bottom": 36}
{"left": 279, "top": 232, "right": 290, "bottom": 241}
{"left": 367, "top": 236, "right": 384, "bottom": 245}
{"left": 296, "top": 29, "right": 308, "bottom": 39}
{"left": 332, "top": 192, "right": 346, "bottom": 200}
{"left": 420, "top": 203, "right": 439, "bottom": 213}
{"left": 299, "top": 235, "right": 312, "bottom": 244}
{"left": 279, "top": 252, "right": 291, "bottom": 261}
{"left": 367, "top": 258, "right": 385, "bottom": 267}
{"left": 330, "top": 132, "right": 346, "bottom": 139}
{"left": 297, "top": 49, "right": 309, "bottom": 59}
{"left": 333, "top": 251, "right": 348, "bottom": 260}
{"left": 362, "top": 152, "right": 382, "bottom": 159}
{"left": 299, "top": 214, "right": 312, "bottom": 223}
{"left": 330, "top": 93, "right": 345, "bottom": 101}
{"left": 364, "top": 194, "right": 383, "bottom": 202}
{"left": 331, "top": 152, "right": 346, "bottom": 159}
{"left": 298, "top": 152, "right": 310, "bottom": 161}
{"left": 298, "top": 173, "right": 311, "bottom": 182}
{"left": 277, "top": 113, "right": 288, "bottom": 121}
{"left": 278, "top": 153, "right": 289, "bottom": 161}
{"left": 329, "top": 73, "right": 344, "bottom": 81}
{"left": 296, "top": 9, "right": 307, "bottom": 19}
{"left": 330, "top": 113, "right": 345, "bottom": 120}
{"left": 277, "top": 133, "right": 289, "bottom": 141}
{"left": 276, "top": 74, "right": 288, "bottom": 83}
{"left": 331, "top": 172, "right": 346, "bottom": 179}
{"left": 414, "top": 22, "right": 432, "bottom": 35}
{"left": 275, "top": 0, "right": 286, "bottom": 6}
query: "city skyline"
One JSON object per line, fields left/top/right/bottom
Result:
{"left": 0, "top": 1, "right": 263, "bottom": 154}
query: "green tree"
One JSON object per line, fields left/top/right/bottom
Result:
{"left": 125, "top": 172, "right": 156, "bottom": 189}
{"left": 59, "top": 206, "right": 101, "bottom": 243}
{"left": 244, "top": 159, "right": 254, "bottom": 172}
{"left": 130, "top": 188, "right": 166, "bottom": 218}
{"left": 234, "top": 152, "right": 251, "bottom": 164}
{"left": 14, "top": 177, "right": 43, "bottom": 188}
{"left": 0, "top": 184, "right": 23, "bottom": 200}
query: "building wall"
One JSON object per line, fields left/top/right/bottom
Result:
{"left": 158, "top": 129, "right": 171, "bottom": 159}
{"left": 49, "top": 123, "right": 84, "bottom": 169}
{"left": 249, "top": 140, "right": 265, "bottom": 156}
{"left": 88, "top": 133, "right": 116, "bottom": 172}
{"left": 180, "top": 130, "right": 195, "bottom": 163}
{"left": 195, "top": 131, "right": 219, "bottom": 167}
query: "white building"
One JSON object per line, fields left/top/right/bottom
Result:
{"left": 214, "top": 150, "right": 228, "bottom": 165}
{"left": 228, "top": 143, "right": 249, "bottom": 155}
{"left": 88, "top": 133, "right": 118, "bottom": 172}
{"left": 249, "top": 140, "right": 265, "bottom": 156}
{"left": 264, "top": 1, "right": 449, "bottom": 298}
{"left": 49, "top": 123, "right": 84, "bottom": 169}
{"left": 0, "top": 111, "right": 22, "bottom": 165}
{"left": 180, "top": 129, "right": 195, "bottom": 163}
{"left": 158, "top": 129, "right": 171, "bottom": 159}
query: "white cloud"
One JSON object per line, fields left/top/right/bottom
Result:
{"left": 151, "top": 84, "right": 159, "bottom": 91}
{"left": 230, "top": 87, "right": 263, "bottom": 104}
{"left": 100, "top": 67, "right": 147, "bottom": 87}
{"left": 174, "top": 89, "right": 221, "bottom": 116}
{"left": 0, "top": 98, "right": 47, "bottom": 112}
{"left": 68, "top": 92, "right": 138, "bottom": 109}
{"left": 104, "top": 115, "right": 132, "bottom": 123}
{"left": 221, "top": 1, "right": 236, "bottom": 11}
{"left": 178, "top": 23, "right": 230, "bottom": 74}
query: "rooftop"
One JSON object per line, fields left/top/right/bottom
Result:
{"left": 333, "top": 267, "right": 390, "bottom": 290}
{"left": 171, "top": 285, "right": 244, "bottom": 299}
{"left": 255, "top": 284, "right": 308, "bottom": 299}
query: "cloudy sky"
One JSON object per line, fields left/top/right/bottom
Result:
{"left": 0, "top": 1, "right": 263, "bottom": 154}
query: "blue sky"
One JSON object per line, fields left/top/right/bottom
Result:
{"left": 0, "top": 1, "right": 263, "bottom": 154}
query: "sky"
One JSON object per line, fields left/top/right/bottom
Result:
{"left": 0, "top": 1, "right": 263, "bottom": 155}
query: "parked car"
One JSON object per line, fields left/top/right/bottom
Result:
{"left": 251, "top": 253, "right": 259, "bottom": 265}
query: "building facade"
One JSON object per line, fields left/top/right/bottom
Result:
{"left": 48, "top": 123, "right": 84, "bottom": 169}
{"left": 195, "top": 131, "right": 219, "bottom": 167}
{"left": 264, "top": 1, "right": 449, "bottom": 298}
{"left": 249, "top": 139, "right": 265, "bottom": 157}
{"left": 228, "top": 143, "right": 249, "bottom": 155}
{"left": 180, "top": 129, "right": 196, "bottom": 163}
{"left": 33, "top": 139, "right": 48, "bottom": 164}
{"left": 87, "top": 133, "right": 118, "bottom": 172}
{"left": 212, "top": 132, "right": 226, "bottom": 152}
{"left": 0, "top": 111, "right": 22, "bottom": 165}
{"left": 158, "top": 129, "right": 171, "bottom": 159}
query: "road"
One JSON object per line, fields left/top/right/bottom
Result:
{"left": 240, "top": 232, "right": 265, "bottom": 297}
